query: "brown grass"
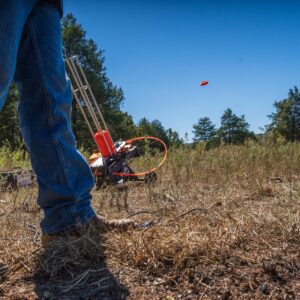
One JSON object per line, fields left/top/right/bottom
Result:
{"left": 0, "top": 141, "right": 300, "bottom": 299}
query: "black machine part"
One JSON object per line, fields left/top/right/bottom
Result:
{"left": 92, "top": 143, "right": 157, "bottom": 187}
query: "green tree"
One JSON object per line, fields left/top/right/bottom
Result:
{"left": 268, "top": 86, "right": 300, "bottom": 142}
{"left": 137, "top": 118, "right": 154, "bottom": 136}
{"left": 138, "top": 118, "right": 169, "bottom": 143}
{"left": 0, "top": 85, "right": 22, "bottom": 150}
{"left": 150, "top": 120, "right": 170, "bottom": 147}
{"left": 193, "top": 117, "right": 216, "bottom": 142}
{"left": 219, "top": 108, "right": 254, "bottom": 144}
{"left": 109, "top": 111, "right": 137, "bottom": 141}
{"left": 165, "top": 128, "right": 183, "bottom": 147}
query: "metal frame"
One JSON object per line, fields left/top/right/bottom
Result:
{"left": 65, "top": 56, "right": 115, "bottom": 156}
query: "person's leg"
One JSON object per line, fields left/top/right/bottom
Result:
{"left": 0, "top": 0, "right": 37, "bottom": 110}
{"left": 13, "top": 2, "right": 96, "bottom": 234}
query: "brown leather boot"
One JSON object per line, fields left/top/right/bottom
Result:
{"left": 41, "top": 215, "right": 137, "bottom": 246}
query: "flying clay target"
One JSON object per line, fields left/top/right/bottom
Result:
{"left": 200, "top": 80, "right": 209, "bottom": 86}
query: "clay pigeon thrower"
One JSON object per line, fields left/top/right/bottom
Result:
{"left": 65, "top": 56, "right": 168, "bottom": 187}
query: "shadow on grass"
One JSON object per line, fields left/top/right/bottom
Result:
{"left": 33, "top": 231, "right": 128, "bottom": 300}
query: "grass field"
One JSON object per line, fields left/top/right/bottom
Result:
{"left": 0, "top": 141, "right": 300, "bottom": 299}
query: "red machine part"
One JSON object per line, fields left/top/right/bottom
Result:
{"left": 94, "top": 130, "right": 115, "bottom": 157}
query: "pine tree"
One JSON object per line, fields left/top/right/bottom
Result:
{"left": 193, "top": 117, "right": 216, "bottom": 142}
{"left": 137, "top": 118, "right": 170, "bottom": 147}
{"left": 219, "top": 108, "right": 254, "bottom": 144}
{"left": 165, "top": 128, "right": 183, "bottom": 147}
{"left": 268, "top": 86, "right": 300, "bottom": 142}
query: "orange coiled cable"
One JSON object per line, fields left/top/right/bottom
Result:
{"left": 111, "top": 136, "right": 168, "bottom": 177}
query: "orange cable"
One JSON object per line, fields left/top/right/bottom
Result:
{"left": 111, "top": 136, "right": 168, "bottom": 177}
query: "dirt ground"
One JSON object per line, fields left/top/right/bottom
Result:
{"left": 1, "top": 145, "right": 300, "bottom": 299}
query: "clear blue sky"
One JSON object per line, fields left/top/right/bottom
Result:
{"left": 64, "top": 0, "right": 300, "bottom": 139}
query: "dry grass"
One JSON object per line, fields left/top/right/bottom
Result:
{"left": 0, "top": 141, "right": 300, "bottom": 299}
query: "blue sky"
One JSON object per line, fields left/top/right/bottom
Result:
{"left": 64, "top": 0, "right": 300, "bottom": 139}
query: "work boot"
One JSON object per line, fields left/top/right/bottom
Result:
{"left": 0, "top": 260, "right": 8, "bottom": 279}
{"left": 41, "top": 215, "right": 137, "bottom": 246}
{"left": 90, "top": 215, "right": 137, "bottom": 232}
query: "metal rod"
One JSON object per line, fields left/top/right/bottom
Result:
{"left": 74, "top": 56, "right": 116, "bottom": 153}
{"left": 67, "top": 57, "right": 112, "bottom": 155}
{"left": 67, "top": 58, "right": 101, "bottom": 132}
{"left": 65, "top": 56, "right": 114, "bottom": 156}
{"left": 70, "top": 57, "right": 114, "bottom": 156}
{"left": 65, "top": 60, "right": 98, "bottom": 149}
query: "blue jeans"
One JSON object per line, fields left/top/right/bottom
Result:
{"left": 0, "top": 0, "right": 96, "bottom": 234}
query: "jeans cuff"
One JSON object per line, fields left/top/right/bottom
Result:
{"left": 41, "top": 205, "right": 97, "bottom": 235}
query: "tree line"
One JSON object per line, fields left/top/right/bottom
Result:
{"left": 192, "top": 86, "right": 300, "bottom": 147}
{"left": 0, "top": 14, "right": 299, "bottom": 152}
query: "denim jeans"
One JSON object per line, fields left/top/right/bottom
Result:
{"left": 0, "top": 0, "right": 96, "bottom": 234}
